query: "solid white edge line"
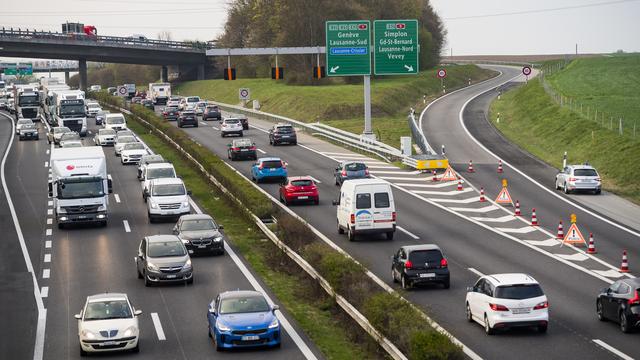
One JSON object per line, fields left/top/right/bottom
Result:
{"left": 396, "top": 226, "right": 419, "bottom": 240}
{"left": 123, "top": 220, "right": 131, "bottom": 233}
{"left": 0, "top": 112, "right": 46, "bottom": 360}
{"left": 150, "top": 312, "right": 167, "bottom": 341}
{"left": 592, "top": 339, "right": 634, "bottom": 360}
{"left": 257, "top": 148, "right": 266, "bottom": 154}
{"left": 467, "top": 268, "right": 484, "bottom": 278}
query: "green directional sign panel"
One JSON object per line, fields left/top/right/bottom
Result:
{"left": 325, "top": 20, "right": 371, "bottom": 76}
{"left": 373, "top": 19, "right": 419, "bottom": 75}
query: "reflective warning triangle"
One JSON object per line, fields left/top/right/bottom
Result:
{"left": 440, "top": 165, "right": 458, "bottom": 181}
{"left": 495, "top": 187, "right": 513, "bottom": 205}
{"left": 563, "top": 223, "right": 586, "bottom": 245}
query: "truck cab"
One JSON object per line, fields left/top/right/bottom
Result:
{"left": 53, "top": 90, "right": 87, "bottom": 136}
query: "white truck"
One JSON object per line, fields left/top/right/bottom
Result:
{"left": 49, "top": 147, "right": 112, "bottom": 228}
{"left": 15, "top": 89, "right": 41, "bottom": 121}
{"left": 149, "top": 83, "right": 171, "bottom": 105}
{"left": 52, "top": 90, "right": 88, "bottom": 136}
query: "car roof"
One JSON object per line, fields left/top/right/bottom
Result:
{"left": 485, "top": 273, "right": 538, "bottom": 285}
{"left": 218, "top": 290, "right": 264, "bottom": 300}
{"left": 258, "top": 157, "right": 281, "bottom": 162}
{"left": 179, "top": 214, "right": 213, "bottom": 222}
{"left": 105, "top": 113, "right": 124, "bottom": 118}
{"left": 150, "top": 177, "right": 184, "bottom": 186}
{"left": 146, "top": 162, "right": 174, "bottom": 169}
{"left": 402, "top": 244, "right": 442, "bottom": 252}
{"left": 569, "top": 165, "right": 596, "bottom": 170}
{"left": 98, "top": 128, "right": 116, "bottom": 133}
{"left": 275, "top": 123, "right": 292, "bottom": 127}
{"left": 146, "top": 234, "right": 181, "bottom": 243}
{"left": 341, "top": 160, "right": 367, "bottom": 165}
{"left": 87, "top": 293, "right": 128, "bottom": 303}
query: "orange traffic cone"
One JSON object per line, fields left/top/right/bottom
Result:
{"left": 457, "top": 180, "right": 463, "bottom": 191}
{"left": 620, "top": 250, "right": 629, "bottom": 272}
{"left": 431, "top": 170, "right": 439, "bottom": 182}
{"left": 468, "top": 160, "right": 475, "bottom": 173}
{"left": 587, "top": 233, "right": 597, "bottom": 254}
{"left": 556, "top": 221, "right": 564, "bottom": 239}
{"left": 514, "top": 200, "right": 521, "bottom": 216}
{"left": 479, "top": 187, "right": 486, "bottom": 202}
{"left": 497, "top": 160, "right": 504, "bottom": 173}
{"left": 531, "top": 208, "right": 539, "bottom": 226}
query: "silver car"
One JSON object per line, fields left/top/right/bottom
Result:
{"left": 555, "top": 164, "right": 601, "bottom": 194}
{"left": 16, "top": 118, "right": 34, "bottom": 134}
{"left": 94, "top": 128, "right": 117, "bottom": 146}
{"left": 135, "top": 235, "right": 193, "bottom": 286}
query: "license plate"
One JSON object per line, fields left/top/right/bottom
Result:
{"left": 241, "top": 335, "right": 259, "bottom": 341}
{"left": 419, "top": 273, "right": 436, "bottom": 278}
{"left": 166, "top": 274, "right": 177, "bottom": 279}
{"left": 198, "top": 245, "right": 207, "bottom": 249}
{"left": 511, "top": 308, "right": 530, "bottom": 314}
{"left": 270, "top": 168, "right": 276, "bottom": 171}
{"left": 167, "top": 211, "right": 177, "bottom": 215}
{"left": 298, "top": 196, "right": 308, "bottom": 199}
{"left": 241, "top": 149, "right": 248, "bottom": 151}
{"left": 282, "top": 135, "right": 290, "bottom": 138}
{"left": 102, "top": 341, "right": 117, "bottom": 346}
{"left": 78, "top": 215, "right": 87, "bottom": 219}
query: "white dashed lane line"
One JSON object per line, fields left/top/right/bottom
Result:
{"left": 592, "top": 339, "right": 633, "bottom": 360}
{"left": 40, "top": 287, "right": 49, "bottom": 298}
{"left": 257, "top": 148, "right": 266, "bottom": 154}
{"left": 123, "top": 220, "right": 131, "bottom": 233}
{"left": 42, "top": 269, "right": 50, "bottom": 279}
{"left": 467, "top": 268, "right": 484, "bottom": 277}
{"left": 47, "top": 209, "right": 53, "bottom": 215}
{"left": 45, "top": 241, "right": 51, "bottom": 249}
{"left": 43, "top": 254, "right": 51, "bottom": 263}
{"left": 114, "top": 194, "right": 121, "bottom": 203}
{"left": 44, "top": 161, "right": 48, "bottom": 168}
{"left": 45, "top": 229, "right": 52, "bottom": 236}
{"left": 46, "top": 219, "right": 52, "bottom": 225}
{"left": 150, "top": 313, "right": 167, "bottom": 341}
{"left": 396, "top": 226, "right": 419, "bottom": 240}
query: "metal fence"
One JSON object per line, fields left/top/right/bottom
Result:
{"left": 407, "top": 110, "right": 436, "bottom": 155}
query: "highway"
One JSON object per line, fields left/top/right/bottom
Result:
{"left": 0, "top": 111, "right": 320, "bottom": 359}
{"left": 153, "top": 102, "right": 639, "bottom": 359}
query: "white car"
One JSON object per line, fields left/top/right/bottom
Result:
{"left": 220, "top": 118, "right": 243, "bottom": 137}
{"left": 141, "top": 162, "right": 176, "bottom": 198}
{"left": 16, "top": 118, "right": 34, "bottom": 134}
{"left": 555, "top": 164, "right": 601, "bottom": 194}
{"left": 137, "top": 154, "right": 165, "bottom": 180}
{"left": 75, "top": 293, "right": 141, "bottom": 355}
{"left": 145, "top": 178, "right": 191, "bottom": 222}
{"left": 94, "top": 129, "right": 117, "bottom": 146}
{"left": 86, "top": 102, "right": 102, "bottom": 117}
{"left": 465, "top": 273, "right": 549, "bottom": 335}
{"left": 114, "top": 136, "right": 138, "bottom": 156}
{"left": 194, "top": 101, "right": 207, "bottom": 116}
{"left": 104, "top": 113, "right": 127, "bottom": 132}
{"left": 120, "top": 142, "right": 149, "bottom": 164}
{"left": 61, "top": 140, "right": 83, "bottom": 148}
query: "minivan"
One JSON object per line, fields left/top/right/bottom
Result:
{"left": 333, "top": 179, "right": 396, "bottom": 241}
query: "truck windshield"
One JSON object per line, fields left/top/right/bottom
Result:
{"left": 19, "top": 95, "right": 39, "bottom": 106}
{"left": 60, "top": 104, "right": 86, "bottom": 116}
{"left": 57, "top": 178, "right": 104, "bottom": 199}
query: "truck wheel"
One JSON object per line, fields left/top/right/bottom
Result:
{"left": 347, "top": 228, "right": 355, "bottom": 241}
{"left": 386, "top": 231, "right": 394, "bottom": 240}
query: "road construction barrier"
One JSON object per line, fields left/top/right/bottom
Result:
{"left": 620, "top": 250, "right": 629, "bottom": 272}
{"left": 514, "top": 200, "right": 521, "bottom": 216}
{"left": 531, "top": 208, "right": 539, "bottom": 226}
{"left": 557, "top": 221, "right": 564, "bottom": 240}
{"left": 468, "top": 160, "right": 474, "bottom": 173}
{"left": 479, "top": 187, "right": 486, "bottom": 202}
{"left": 587, "top": 233, "right": 597, "bottom": 254}
{"left": 457, "top": 180, "right": 463, "bottom": 191}
{"left": 497, "top": 159, "right": 504, "bottom": 173}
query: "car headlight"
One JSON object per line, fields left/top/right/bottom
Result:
{"left": 122, "top": 326, "right": 137, "bottom": 337}
{"left": 216, "top": 320, "right": 231, "bottom": 332}
{"left": 81, "top": 329, "right": 97, "bottom": 340}
{"left": 180, "top": 237, "right": 191, "bottom": 244}
{"left": 182, "top": 201, "right": 190, "bottom": 207}
{"left": 268, "top": 317, "right": 280, "bottom": 329}
{"left": 97, "top": 205, "right": 106, "bottom": 212}
{"left": 147, "top": 262, "right": 159, "bottom": 271}
{"left": 149, "top": 201, "right": 158, "bottom": 209}
{"left": 182, "top": 258, "right": 192, "bottom": 270}
{"left": 57, "top": 207, "right": 67, "bottom": 214}
{"left": 213, "top": 236, "right": 223, "bottom": 242}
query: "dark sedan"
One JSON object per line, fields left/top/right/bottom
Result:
{"left": 178, "top": 110, "right": 198, "bottom": 128}
{"left": 334, "top": 161, "right": 370, "bottom": 186}
{"left": 141, "top": 99, "right": 154, "bottom": 110}
{"left": 597, "top": 278, "right": 640, "bottom": 333}
{"left": 203, "top": 105, "right": 221, "bottom": 121}
{"left": 392, "top": 245, "right": 450, "bottom": 289}
{"left": 173, "top": 214, "right": 225, "bottom": 255}
{"left": 163, "top": 106, "right": 180, "bottom": 121}
{"left": 227, "top": 138, "right": 257, "bottom": 160}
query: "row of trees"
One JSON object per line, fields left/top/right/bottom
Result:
{"left": 68, "top": 64, "right": 160, "bottom": 88}
{"left": 216, "top": 0, "right": 446, "bottom": 84}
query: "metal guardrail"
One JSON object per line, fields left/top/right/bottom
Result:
{"left": 0, "top": 27, "right": 211, "bottom": 51}
{"left": 407, "top": 110, "right": 436, "bottom": 155}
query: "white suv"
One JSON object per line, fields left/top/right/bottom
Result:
{"left": 555, "top": 164, "right": 601, "bottom": 194}
{"left": 104, "top": 113, "right": 128, "bottom": 132}
{"left": 465, "top": 273, "right": 549, "bottom": 334}
{"left": 141, "top": 162, "right": 177, "bottom": 199}
{"left": 220, "top": 118, "right": 243, "bottom": 137}
{"left": 145, "top": 178, "right": 191, "bottom": 222}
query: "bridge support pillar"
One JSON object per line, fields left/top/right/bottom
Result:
{"left": 197, "top": 64, "right": 205, "bottom": 80}
{"left": 64, "top": 71, "right": 70, "bottom": 84}
{"left": 161, "top": 66, "right": 169, "bottom": 83}
{"left": 78, "top": 59, "right": 88, "bottom": 91}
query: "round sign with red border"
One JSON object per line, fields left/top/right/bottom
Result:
{"left": 437, "top": 69, "right": 447, "bottom": 79}
{"left": 522, "top": 66, "right": 532, "bottom": 76}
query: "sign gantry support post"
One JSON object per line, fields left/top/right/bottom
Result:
{"left": 363, "top": 75, "right": 372, "bottom": 136}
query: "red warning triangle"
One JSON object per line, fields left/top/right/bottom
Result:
{"left": 495, "top": 187, "right": 513, "bottom": 205}
{"left": 440, "top": 165, "right": 458, "bottom": 181}
{"left": 563, "top": 223, "right": 586, "bottom": 246}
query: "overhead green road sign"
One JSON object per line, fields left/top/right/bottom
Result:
{"left": 373, "top": 20, "right": 419, "bottom": 75}
{"left": 325, "top": 20, "right": 371, "bottom": 76}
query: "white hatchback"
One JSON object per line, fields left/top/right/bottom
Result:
{"left": 75, "top": 293, "right": 142, "bottom": 355}
{"left": 465, "top": 273, "right": 549, "bottom": 334}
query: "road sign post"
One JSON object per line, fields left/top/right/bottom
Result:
{"left": 325, "top": 20, "right": 371, "bottom": 77}
{"left": 437, "top": 68, "right": 447, "bottom": 93}
{"left": 373, "top": 20, "right": 418, "bottom": 75}
{"left": 522, "top": 66, "right": 532, "bottom": 83}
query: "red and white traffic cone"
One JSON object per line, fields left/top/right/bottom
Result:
{"left": 468, "top": 160, "right": 475, "bottom": 173}
{"left": 431, "top": 169, "right": 439, "bottom": 182}
{"left": 514, "top": 200, "right": 521, "bottom": 216}
{"left": 620, "top": 250, "right": 629, "bottom": 272}
{"left": 587, "top": 233, "right": 597, "bottom": 254}
{"left": 497, "top": 160, "right": 504, "bottom": 173}
{"left": 479, "top": 187, "right": 486, "bottom": 202}
{"left": 556, "top": 221, "right": 564, "bottom": 239}
{"left": 531, "top": 208, "right": 539, "bottom": 226}
{"left": 457, "top": 180, "right": 463, "bottom": 191}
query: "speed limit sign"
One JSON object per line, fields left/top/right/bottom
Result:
{"left": 238, "top": 88, "right": 250, "bottom": 101}
{"left": 117, "top": 86, "right": 128, "bottom": 97}
{"left": 437, "top": 68, "right": 447, "bottom": 79}
{"left": 522, "top": 66, "right": 532, "bottom": 76}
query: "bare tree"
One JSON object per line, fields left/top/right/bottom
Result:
{"left": 157, "top": 30, "right": 173, "bottom": 41}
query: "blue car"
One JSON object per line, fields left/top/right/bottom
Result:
{"left": 251, "top": 157, "right": 288, "bottom": 183}
{"left": 207, "top": 290, "right": 281, "bottom": 351}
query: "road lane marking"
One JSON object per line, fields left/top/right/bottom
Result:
{"left": 322, "top": 152, "right": 367, "bottom": 157}
{"left": 40, "top": 287, "right": 48, "bottom": 298}
{"left": 397, "top": 182, "right": 458, "bottom": 188}
{"left": 430, "top": 196, "right": 479, "bottom": 204}
{"left": 370, "top": 170, "right": 421, "bottom": 175}
{"left": 494, "top": 226, "right": 537, "bottom": 234}
{"left": 123, "top": 220, "right": 131, "bottom": 233}
{"left": 44, "top": 161, "right": 48, "bottom": 167}
{"left": 45, "top": 149, "right": 49, "bottom": 155}
{"left": 114, "top": 194, "right": 121, "bottom": 203}
{"left": 44, "top": 254, "right": 51, "bottom": 263}
{"left": 46, "top": 218, "right": 52, "bottom": 225}
{"left": 413, "top": 188, "right": 474, "bottom": 196}
{"left": 47, "top": 209, "right": 52, "bottom": 215}
{"left": 470, "top": 215, "right": 515, "bottom": 223}
{"left": 211, "top": 126, "right": 219, "bottom": 130}
{"left": 397, "top": 226, "right": 419, "bottom": 240}
{"left": 449, "top": 205, "right": 499, "bottom": 213}
{"left": 200, "top": 121, "right": 207, "bottom": 126}
{"left": 257, "top": 148, "right": 266, "bottom": 154}
{"left": 591, "top": 269, "right": 624, "bottom": 278}
{"left": 45, "top": 229, "right": 52, "bottom": 236}
{"left": 45, "top": 241, "right": 51, "bottom": 249}
{"left": 555, "top": 253, "right": 589, "bottom": 262}
{"left": 308, "top": 176, "right": 322, "bottom": 184}
{"left": 42, "top": 269, "right": 50, "bottom": 279}
{"left": 468, "top": 268, "right": 484, "bottom": 277}
{"left": 47, "top": 200, "right": 52, "bottom": 206}
{"left": 592, "top": 339, "right": 633, "bottom": 360}
{"left": 150, "top": 313, "right": 167, "bottom": 341}
{"left": 523, "top": 239, "right": 560, "bottom": 247}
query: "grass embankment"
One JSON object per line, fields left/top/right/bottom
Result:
{"left": 176, "top": 65, "right": 497, "bottom": 147}
{"left": 490, "top": 77, "right": 640, "bottom": 204}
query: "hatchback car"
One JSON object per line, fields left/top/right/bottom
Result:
{"left": 120, "top": 142, "right": 148, "bottom": 165}
{"left": 137, "top": 154, "right": 165, "bottom": 180}
{"left": 173, "top": 214, "right": 225, "bottom": 255}
{"left": 94, "top": 128, "right": 116, "bottom": 146}
{"left": 269, "top": 123, "right": 297, "bottom": 145}
{"left": 279, "top": 176, "right": 319, "bottom": 205}
{"left": 226, "top": 114, "right": 249, "bottom": 130}
{"left": 596, "top": 278, "right": 640, "bottom": 333}
{"left": 75, "top": 293, "right": 142, "bottom": 355}
{"left": 203, "top": 105, "right": 221, "bottom": 121}
{"left": 466, "top": 273, "right": 549, "bottom": 334}
{"left": 136, "top": 235, "right": 193, "bottom": 286}
{"left": 163, "top": 106, "right": 180, "bottom": 121}
{"left": 16, "top": 118, "right": 34, "bottom": 134}
{"left": 392, "top": 245, "right": 450, "bottom": 289}
{"left": 251, "top": 157, "right": 287, "bottom": 183}
{"left": 207, "top": 290, "right": 281, "bottom": 351}
{"left": 95, "top": 110, "right": 109, "bottom": 125}
{"left": 114, "top": 136, "right": 138, "bottom": 156}
{"left": 19, "top": 123, "right": 39, "bottom": 141}
{"left": 227, "top": 138, "right": 257, "bottom": 160}
{"left": 221, "top": 118, "right": 243, "bottom": 137}
{"left": 48, "top": 126, "right": 72, "bottom": 145}
{"left": 555, "top": 164, "right": 601, "bottom": 194}
{"left": 335, "top": 161, "right": 370, "bottom": 186}
{"left": 177, "top": 110, "right": 198, "bottom": 128}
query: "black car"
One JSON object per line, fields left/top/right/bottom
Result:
{"left": 391, "top": 245, "right": 450, "bottom": 289}
{"left": 95, "top": 110, "right": 109, "bottom": 125}
{"left": 178, "top": 110, "right": 198, "bottom": 128}
{"left": 203, "top": 105, "right": 222, "bottom": 121}
{"left": 141, "top": 99, "right": 154, "bottom": 110}
{"left": 269, "top": 123, "right": 297, "bottom": 146}
{"left": 335, "top": 161, "right": 370, "bottom": 186}
{"left": 227, "top": 138, "right": 257, "bottom": 160}
{"left": 163, "top": 106, "right": 179, "bottom": 121}
{"left": 173, "top": 214, "right": 225, "bottom": 255}
{"left": 597, "top": 278, "right": 640, "bottom": 333}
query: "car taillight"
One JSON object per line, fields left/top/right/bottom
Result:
{"left": 350, "top": 214, "right": 355, "bottom": 224}
{"left": 162, "top": 111, "right": 167, "bottom": 115}
{"left": 392, "top": 211, "right": 396, "bottom": 221}
{"left": 533, "top": 301, "right": 549, "bottom": 310}
{"left": 231, "top": 147, "right": 240, "bottom": 151}
{"left": 569, "top": 177, "right": 577, "bottom": 182}
{"left": 490, "top": 303, "right": 509, "bottom": 311}
{"left": 629, "top": 290, "right": 640, "bottom": 305}
{"left": 258, "top": 164, "right": 264, "bottom": 170}
{"left": 440, "top": 258, "right": 448, "bottom": 268}
{"left": 341, "top": 170, "right": 347, "bottom": 176}
{"left": 365, "top": 169, "right": 370, "bottom": 175}
{"left": 405, "top": 260, "right": 413, "bottom": 270}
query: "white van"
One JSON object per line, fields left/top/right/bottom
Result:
{"left": 334, "top": 179, "right": 396, "bottom": 241}
{"left": 104, "top": 113, "right": 127, "bottom": 132}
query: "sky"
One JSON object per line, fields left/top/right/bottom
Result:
{"left": 1, "top": 0, "right": 639, "bottom": 57}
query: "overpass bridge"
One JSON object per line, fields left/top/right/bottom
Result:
{"left": 0, "top": 27, "right": 211, "bottom": 90}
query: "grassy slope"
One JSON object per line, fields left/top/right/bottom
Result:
{"left": 490, "top": 77, "right": 640, "bottom": 203}
{"left": 176, "top": 65, "right": 496, "bottom": 147}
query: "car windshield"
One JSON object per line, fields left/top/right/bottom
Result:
{"left": 206, "top": 106, "right": 218, "bottom": 111}
{"left": 58, "top": 178, "right": 104, "bottom": 199}
{"left": 123, "top": 143, "right": 145, "bottom": 150}
{"left": 117, "top": 137, "right": 136, "bottom": 144}
{"left": 225, "top": 119, "right": 240, "bottom": 124}
{"left": 106, "top": 116, "right": 125, "bottom": 124}
{"left": 219, "top": 296, "right": 270, "bottom": 314}
{"left": 233, "top": 139, "right": 252, "bottom": 147}
{"left": 60, "top": 104, "right": 85, "bottom": 116}
{"left": 152, "top": 183, "right": 185, "bottom": 196}
{"left": 291, "top": 179, "right": 313, "bottom": 187}
{"left": 495, "top": 284, "right": 544, "bottom": 300}
{"left": 99, "top": 129, "right": 116, "bottom": 136}
{"left": 148, "top": 240, "right": 186, "bottom": 257}
{"left": 409, "top": 250, "right": 442, "bottom": 264}
{"left": 17, "top": 119, "right": 33, "bottom": 125}
{"left": 261, "top": 160, "right": 282, "bottom": 169}
{"left": 55, "top": 127, "right": 71, "bottom": 134}
{"left": 181, "top": 219, "right": 217, "bottom": 231}
{"left": 345, "top": 162, "right": 366, "bottom": 171}
{"left": 84, "top": 300, "right": 132, "bottom": 321}
{"left": 22, "top": 124, "right": 36, "bottom": 130}
{"left": 574, "top": 169, "right": 597, "bottom": 177}
{"left": 276, "top": 126, "right": 293, "bottom": 133}
{"left": 147, "top": 167, "right": 176, "bottom": 179}
{"left": 187, "top": 97, "right": 199, "bottom": 102}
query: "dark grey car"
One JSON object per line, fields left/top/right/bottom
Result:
{"left": 135, "top": 235, "right": 193, "bottom": 286}
{"left": 334, "top": 161, "right": 370, "bottom": 186}
{"left": 269, "top": 123, "right": 297, "bottom": 145}
{"left": 173, "top": 214, "right": 225, "bottom": 255}
{"left": 391, "top": 244, "right": 450, "bottom": 290}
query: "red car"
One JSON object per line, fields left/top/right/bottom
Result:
{"left": 279, "top": 176, "right": 319, "bottom": 205}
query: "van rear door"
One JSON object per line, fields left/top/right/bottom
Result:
{"left": 372, "top": 186, "right": 394, "bottom": 230}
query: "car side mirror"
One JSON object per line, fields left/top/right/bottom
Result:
{"left": 466, "top": 287, "right": 475, "bottom": 293}
{"left": 332, "top": 199, "right": 340, "bottom": 206}
{"left": 208, "top": 308, "right": 216, "bottom": 315}
{"left": 134, "top": 309, "right": 142, "bottom": 316}
{"left": 272, "top": 305, "right": 280, "bottom": 313}
{"left": 74, "top": 313, "right": 82, "bottom": 320}
{"left": 218, "top": 224, "right": 224, "bottom": 229}
{"left": 107, "top": 178, "right": 113, "bottom": 194}
{"left": 606, "top": 288, "right": 612, "bottom": 294}
{"left": 227, "top": 144, "right": 231, "bottom": 147}
{"left": 187, "top": 190, "right": 192, "bottom": 196}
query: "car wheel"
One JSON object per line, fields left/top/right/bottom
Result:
{"left": 391, "top": 268, "right": 398, "bottom": 283}
{"left": 401, "top": 275, "right": 410, "bottom": 290}
{"left": 187, "top": 276, "right": 194, "bottom": 285}
{"left": 597, "top": 300, "right": 606, "bottom": 321}
{"left": 131, "top": 341, "right": 139, "bottom": 353}
{"left": 58, "top": 223, "right": 64, "bottom": 229}
{"left": 208, "top": 325, "right": 212, "bottom": 338}
{"left": 195, "top": 123, "right": 199, "bottom": 128}
{"left": 79, "top": 344, "right": 87, "bottom": 357}
{"left": 563, "top": 182, "right": 570, "bottom": 194}
{"left": 555, "top": 179, "right": 561, "bottom": 190}
{"left": 144, "top": 271, "right": 151, "bottom": 287}
{"left": 443, "top": 279, "right": 450, "bottom": 289}
{"left": 595, "top": 189, "right": 601, "bottom": 195}
{"left": 484, "top": 315, "right": 494, "bottom": 335}
{"left": 148, "top": 213, "right": 155, "bottom": 223}
{"left": 620, "top": 311, "right": 632, "bottom": 333}
{"left": 292, "top": 141, "right": 297, "bottom": 145}
{"left": 466, "top": 303, "right": 473, "bottom": 322}
{"left": 335, "top": 177, "right": 340, "bottom": 186}
{"left": 347, "top": 227, "right": 355, "bottom": 241}
{"left": 239, "top": 131, "right": 243, "bottom": 137}
{"left": 538, "top": 324, "right": 548, "bottom": 333}
{"left": 337, "top": 220, "right": 344, "bottom": 234}
{"left": 386, "top": 231, "right": 394, "bottom": 240}
{"left": 137, "top": 267, "right": 143, "bottom": 279}
{"left": 314, "top": 199, "right": 319, "bottom": 205}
